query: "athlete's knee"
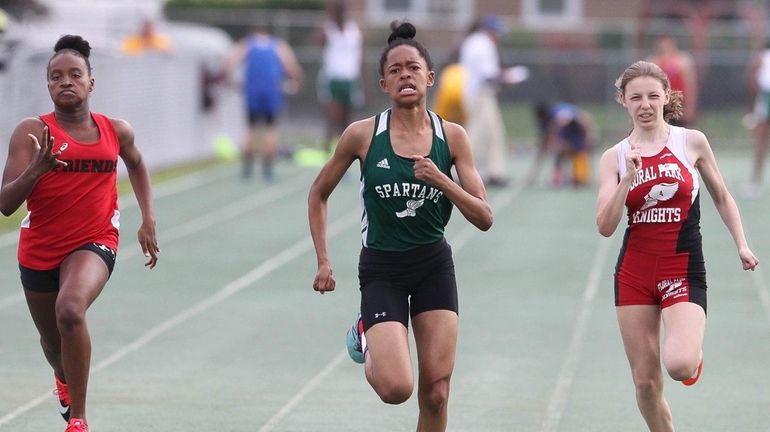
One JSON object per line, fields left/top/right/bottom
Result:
{"left": 632, "top": 376, "right": 663, "bottom": 401}
{"left": 54, "top": 297, "right": 87, "bottom": 332}
{"left": 664, "top": 355, "right": 700, "bottom": 381}
{"left": 375, "top": 380, "right": 413, "bottom": 405}
{"left": 418, "top": 377, "right": 450, "bottom": 414}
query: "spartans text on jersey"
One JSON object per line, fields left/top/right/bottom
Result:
{"left": 374, "top": 182, "right": 444, "bottom": 203}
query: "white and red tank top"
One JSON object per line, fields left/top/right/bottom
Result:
{"left": 18, "top": 112, "right": 121, "bottom": 270}
{"left": 615, "top": 126, "right": 702, "bottom": 254}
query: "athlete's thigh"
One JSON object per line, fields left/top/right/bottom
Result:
{"left": 412, "top": 310, "right": 458, "bottom": 381}
{"left": 661, "top": 302, "right": 705, "bottom": 357}
{"left": 616, "top": 305, "right": 663, "bottom": 377}
{"left": 58, "top": 249, "right": 110, "bottom": 308}
{"left": 366, "top": 321, "right": 413, "bottom": 381}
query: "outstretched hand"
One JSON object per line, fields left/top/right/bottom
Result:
{"left": 27, "top": 126, "right": 67, "bottom": 176}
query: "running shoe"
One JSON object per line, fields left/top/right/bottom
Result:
{"left": 54, "top": 374, "right": 71, "bottom": 421}
{"left": 682, "top": 358, "right": 703, "bottom": 386}
{"left": 346, "top": 313, "right": 366, "bottom": 364}
{"left": 65, "top": 418, "right": 88, "bottom": 432}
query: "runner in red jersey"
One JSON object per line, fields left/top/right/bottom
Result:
{"left": 0, "top": 35, "right": 159, "bottom": 432}
{"left": 596, "top": 60, "right": 758, "bottom": 432}
{"left": 648, "top": 35, "right": 698, "bottom": 127}
{"left": 19, "top": 111, "right": 120, "bottom": 270}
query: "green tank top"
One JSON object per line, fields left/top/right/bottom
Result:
{"left": 359, "top": 109, "right": 453, "bottom": 251}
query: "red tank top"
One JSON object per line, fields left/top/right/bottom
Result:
{"left": 18, "top": 112, "right": 120, "bottom": 270}
{"left": 615, "top": 126, "right": 702, "bottom": 254}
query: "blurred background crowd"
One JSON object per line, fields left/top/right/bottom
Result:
{"left": 0, "top": 0, "right": 768, "bottom": 191}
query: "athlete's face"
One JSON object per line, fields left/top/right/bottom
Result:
{"left": 47, "top": 53, "right": 94, "bottom": 109}
{"left": 379, "top": 45, "right": 434, "bottom": 107}
{"left": 620, "top": 76, "right": 669, "bottom": 129}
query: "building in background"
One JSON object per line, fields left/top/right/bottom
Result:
{"left": 0, "top": 0, "right": 239, "bottom": 172}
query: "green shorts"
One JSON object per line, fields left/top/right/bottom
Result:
{"left": 318, "top": 77, "right": 362, "bottom": 109}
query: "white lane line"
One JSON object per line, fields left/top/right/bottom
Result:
{"left": 0, "top": 208, "right": 357, "bottom": 428}
{"left": 257, "top": 351, "right": 349, "bottom": 432}
{"left": 0, "top": 172, "right": 310, "bottom": 311}
{"left": 541, "top": 237, "right": 612, "bottom": 432}
{"left": 256, "top": 183, "right": 525, "bottom": 431}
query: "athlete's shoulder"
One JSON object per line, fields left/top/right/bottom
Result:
{"left": 683, "top": 127, "right": 710, "bottom": 155}
{"left": 599, "top": 143, "right": 620, "bottom": 166}
{"left": 440, "top": 119, "right": 469, "bottom": 145}
{"left": 338, "top": 116, "right": 376, "bottom": 150}
{"left": 16, "top": 116, "right": 46, "bottom": 131}
{"left": 682, "top": 127, "right": 707, "bottom": 142}
{"left": 440, "top": 118, "right": 465, "bottom": 136}
{"left": 104, "top": 116, "right": 134, "bottom": 145}
{"left": 346, "top": 115, "right": 376, "bottom": 137}
{"left": 10, "top": 117, "right": 46, "bottom": 142}
{"left": 605, "top": 136, "right": 627, "bottom": 156}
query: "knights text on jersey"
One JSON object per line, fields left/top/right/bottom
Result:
{"left": 359, "top": 110, "right": 453, "bottom": 251}
{"left": 18, "top": 112, "right": 121, "bottom": 270}
{"left": 615, "top": 126, "right": 702, "bottom": 254}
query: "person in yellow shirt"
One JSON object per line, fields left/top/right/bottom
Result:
{"left": 432, "top": 63, "right": 466, "bottom": 124}
{"left": 122, "top": 19, "right": 172, "bottom": 55}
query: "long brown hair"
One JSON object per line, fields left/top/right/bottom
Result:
{"left": 615, "top": 60, "right": 684, "bottom": 123}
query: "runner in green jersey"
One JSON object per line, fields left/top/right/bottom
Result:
{"left": 309, "top": 21, "right": 492, "bottom": 431}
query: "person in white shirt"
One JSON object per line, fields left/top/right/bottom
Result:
{"left": 459, "top": 16, "right": 508, "bottom": 186}
{"left": 317, "top": 0, "right": 364, "bottom": 153}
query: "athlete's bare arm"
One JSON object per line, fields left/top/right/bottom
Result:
{"left": 596, "top": 143, "right": 640, "bottom": 237}
{"left": 113, "top": 118, "right": 159, "bottom": 269}
{"left": 309, "top": 117, "right": 373, "bottom": 294}
{"left": 687, "top": 129, "right": 758, "bottom": 270}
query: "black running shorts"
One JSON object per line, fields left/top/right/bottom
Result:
{"left": 358, "top": 238, "right": 458, "bottom": 331}
{"left": 20, "top": 243, "right": 117, "bottom": 293}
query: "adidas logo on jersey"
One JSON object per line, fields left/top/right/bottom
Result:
{"left": 376, "top": 158, "right": 390, "bottom": 169}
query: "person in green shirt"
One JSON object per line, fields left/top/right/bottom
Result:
{"left": 308, "top": 20, "right": 492, "bottom": 431}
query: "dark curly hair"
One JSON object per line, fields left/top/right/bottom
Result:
{"left": 378, "top": 21, "right": 433, "bottom": 77}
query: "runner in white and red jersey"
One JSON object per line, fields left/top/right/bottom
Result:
{"left": 617, "top": 124, "right": 700, "bottom": 255}
{"left": 0, "top": 35, "right": 159, "bottom": 432}
{"left": 596, "top": 60, "right": 758, "bottom": 432}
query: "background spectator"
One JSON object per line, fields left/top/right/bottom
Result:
{"left": 122, "top": 18, "right": 173, "bottom": 56}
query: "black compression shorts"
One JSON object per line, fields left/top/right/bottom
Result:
{"left": 19, "top": 242, "right": 116, "bottom": 293}
{"left": 358, "top": 238, "right": 458, "bottom": 331}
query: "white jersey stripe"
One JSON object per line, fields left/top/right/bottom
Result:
{"left": 429, "top": 111, "right": 444, "bottom": 141}
{"left": 667, "top": 127, "right": 700, "bottom": 203}
{"left": 359, "top": 178, "right": 369, "bottom": 247}
{"left": 375, "top": 109, "right": 389, "bottom": 136}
